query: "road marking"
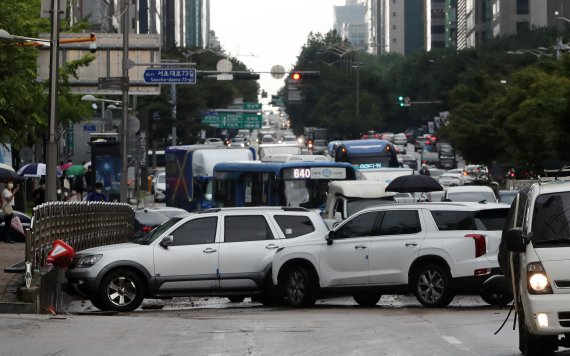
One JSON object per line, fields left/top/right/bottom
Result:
{"left": 442, "top": 336, "right": 462, "bottom": 345}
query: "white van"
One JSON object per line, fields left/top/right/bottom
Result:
{"left": 503, "top": 180, "right": 570, "bottom": 355}
{"left": 322, "top": 180, "right": 396, "bottom": 221}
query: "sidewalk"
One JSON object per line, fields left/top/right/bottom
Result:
{"left": 0, "top": 242, "right": 25, "bottom": 303}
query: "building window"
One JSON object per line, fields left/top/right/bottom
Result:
{"left": 392, "top": 38, "right": 397, "bottom": 43}
{"left": 393, "top": 12, "right": 396, "bottom": 17}
{"left": 516, "top": 0, "right": 529, "bottom": 15}
{"left": 516, "top": 21, "right": 530, "bottom": 33}
{"left": 392, "top": 25, "right": 396, "bottom": 30}
{"left": 392, "top": 0, "right": 396, "bottom": 3}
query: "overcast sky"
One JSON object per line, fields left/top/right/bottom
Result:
{"left": 209, "top": 0, "right": 346, "bottom": 103}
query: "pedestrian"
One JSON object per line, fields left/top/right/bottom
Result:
{"left": 61, "top": 172, "right": 71, "bottom": 200}
{"left": 86, "top": 182, "right": 108, "bottom": 202}
{"left": 33, "top": 178, "right": 46, "bottom": 207}
{"left": 84, "top": 165, "right": 93, "bottom": 193}
{"left": 419, "top": 163, "right": 431, "bottom": 176}
{"left": 72, "top": 174, "right": 85, "bottom": 200}
{"left": 2, "top": 180, "right": 19, "bottom": 243}
{"left": 67, "top": 189, "right": 82, "bottom": 202}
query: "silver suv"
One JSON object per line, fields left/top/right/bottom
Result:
{"left": 273, "top": 202, "right": 510, "bottom": 308}
{"left": 63, "top": 207, "right": 328, "bottom": 312}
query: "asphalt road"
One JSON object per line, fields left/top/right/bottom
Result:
{"left": 3, "top": 295, "right": 569, "bottom": 356}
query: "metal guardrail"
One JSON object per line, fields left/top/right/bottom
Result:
{"left": 27, "top": 201, "right": 135, "bottom": 271}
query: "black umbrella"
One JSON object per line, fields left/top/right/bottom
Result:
{"left": 0, "top": 166, "right": 22, "bottom": 182}
{"left": 385, "top": 174, "right": 443, "bottom": 193}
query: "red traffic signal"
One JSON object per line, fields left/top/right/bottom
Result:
{"left": 289, "top": 71, "right": 320, "bottom": 81}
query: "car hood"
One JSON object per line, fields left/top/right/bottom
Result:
{"left": 76, "top": 242, "right": 145, "bottom": 255}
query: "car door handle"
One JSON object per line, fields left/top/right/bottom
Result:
{"left": 405, "top": 243, "right": 418, "bottom": 247}
{"left": 203, "top": 248, "right": 217, "bottom": 254}
{"left": 354, "top": 245, "right": 367, "bottom": 249}
{"left": 265, "top": 244, "right": 279, "bottom": 250}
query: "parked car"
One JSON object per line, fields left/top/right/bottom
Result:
{"left": 497, "top": 189, "right": 518, "bottom": 205}
{"left": 443, "top": 185, "right": 497, "bottom": 203}
{"left": 63, "top": 207, "right": 327, "bottom": 311}
{"left": 133, "top": 208, "right": 170, "bottom": 240}
{"left": 0, "top": 210, "right": 31, "bottom": 243}
{"left": 273, "top": 202, "right": 511, "bottom": 308}
{"left": 153, "top": 171, "right": 166, "bottom": 202}
{"left": 228, "top": 137, "right": 249, "bottom": 149}
{"left": 205, "top": 138, "right": 226, "bottom": 146}
{"left": 438, "top": 171, "right": 464, "bottom": 187}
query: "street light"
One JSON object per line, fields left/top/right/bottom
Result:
{"left": 81, "top": 95, "right": 122, "bottom": 132}
{"left": 507, "top": 49, "right": 552, "bottom": 62}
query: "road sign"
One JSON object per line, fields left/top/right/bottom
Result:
{"left": 83, "top": 124, "right": 97, "bottom": 132}
{"left": 202, "top": 112, "right": 262, "bottom": 129}
{"left": 98, "top": 77, "right": 125, "bottom": 90}
{"left": 143, "top": 68, "right": 196, "bottom": 84}
{"left": 242, "top": 102, "right": 262, "bottom": 110}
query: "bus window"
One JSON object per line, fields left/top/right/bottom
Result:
{"left": 284, "top": 179, "right": 329, "bottom": 209}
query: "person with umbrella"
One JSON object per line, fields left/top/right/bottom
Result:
{"left": 33, "top": 178, "right": 46, "bottom": 207}
{"left": 419, "top": 163, "right": 431, "bottom": 176}
{"left": 2, "top": 179, "right": 19, "bottom": 243}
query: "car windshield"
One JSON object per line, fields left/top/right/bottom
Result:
{"left": 157, "top": 174, "right": 165, "bottom": 183}
{"left": 283, "top": 179, "right": 330, "bottom": 209}
{"left": 134, "top": 218, "right": 182, "bottom": 245}
{"left": 347, "top": 197, "right": 395, "bottom": 217}
{"left": 499, "top": 191, "right": 518, "bottom": 205}
{"left": 531, "top": 192, "right": 570, "bottom": 243}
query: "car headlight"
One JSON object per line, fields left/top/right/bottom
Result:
{"left": 527, "top": 262, "right": 552, "bottom": 294}
{"left": 77, "top": 254, "right": 103, "bottom": 268}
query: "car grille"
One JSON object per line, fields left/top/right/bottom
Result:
{"left": 559, "top": 312, "right": 570, "bottom": 327}
{"left": 68, "top": 255, "right": 81, "bottom": 269}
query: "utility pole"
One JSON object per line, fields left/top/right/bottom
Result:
{"left": 120, "top": 0, "right": 130, "bottom": 203}
{"left": 46, "top": 0, "right": 61, "bottom": 202}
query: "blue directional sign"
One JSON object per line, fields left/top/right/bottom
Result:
{"left": 143, "top": 68, "right": 196, "bottom": 84}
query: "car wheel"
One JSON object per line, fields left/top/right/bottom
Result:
{"left": 98, "top": 269, "right": 145, "bottom": 312}
{"left": 480, "top": 286, "right": 513, "bottom": 307}
{"left": 228, "top": 296, "right": 245, "bottom": 303}
{"left": 353, "top": 291, "right": 382, "bottom": 307}
{"left": 89, "top": 296, "right": 107, "bottom": 311}
{"left": 518, "top": 309, "right": 557, "bottom": 355}
{"left": 412, "top": 264, "right": 454, "bottom": 308}
{"left": 283, "top": 266, "right": 317, "bottom": 308}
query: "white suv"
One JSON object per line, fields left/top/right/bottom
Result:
{"left": 503, "top": 181, "right": 570, "bottom": 355}
{"left": 273, "top": 202, "right": 510, "bottom": 308}
{"left": 63, "top": 207, "right": 328, "bottom": 312}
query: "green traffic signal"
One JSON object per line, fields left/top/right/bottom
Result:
{"left": 398, "top": 96, "right": 404, "bottom": 101}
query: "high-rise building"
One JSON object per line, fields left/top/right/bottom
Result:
{"left": 185, "top": 0, "right": 210, "bottom": 48}
{"left": 334, "top": 0, "right": 369, "bottom": 50}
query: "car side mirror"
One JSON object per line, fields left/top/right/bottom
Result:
{"left": 326, "top": 231, "right": 335, "bottom": 245}
{"left": 160, "top": 235, "right": 174, "bottom": 249}
{"left": 505, "top": 229, "right": 527, "bottom": 252}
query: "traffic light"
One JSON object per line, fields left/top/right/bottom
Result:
{"left": 289, "top": 71, "right": 320, "bottom": 81}
{"left": 397, "top": 96, "right": 411, "bottom": 107}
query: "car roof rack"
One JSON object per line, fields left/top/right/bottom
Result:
{"left": 281, "top": 207, "right": 309, "bottom": 212}
{"left": 540, "top": 166, "right": 570, "bottom": 183}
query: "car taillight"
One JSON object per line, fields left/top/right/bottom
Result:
{"left": 466, "top": 234, "right": 486, "bottom": 257}
{"left": 142, "top": 226, "right": 154, "bottom": 233}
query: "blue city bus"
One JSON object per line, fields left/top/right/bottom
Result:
{"left": 212, "top": 161, "right": 357, "bottom": 209}
{"left": 332, "top": 139, "right": 399, "bottom": 169}
{"left": 165, "top": 145, "right": 255, "bottom": 211}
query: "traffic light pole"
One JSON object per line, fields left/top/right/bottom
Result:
{"left": 120, "top": 0, "right": 129, "bottom": 203}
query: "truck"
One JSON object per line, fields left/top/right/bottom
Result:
{"left": 165, "top": 145, "right": 254, "bottom": 211}
{"left": 303, "top": 127, "right": 329, "bottom": 147}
